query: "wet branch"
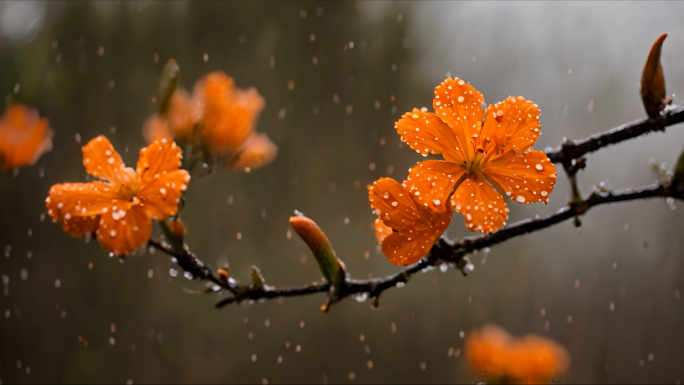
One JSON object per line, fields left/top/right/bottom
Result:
{"left": 546, "top": 104, "right": 684, "bottom": 164}
{"left": 148, "top": 105, "right": 684, "bottom": 311}
{"left": 208, "top": 179, "right": 683, "bottom": 308}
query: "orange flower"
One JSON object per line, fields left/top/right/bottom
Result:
{"left": 143, "top": 71, "right": 277, "bottom": 171}
{"left": 396, "top": 77, "right": 557, "bottom": 233}
{"left": 0, "top": 104, "right": 53, "bottom": 172}
{"left": 143, "top": 89, "right": 200, "bottom": 144}
{"left": 46, "top": 136, "right": 190, "bottom": 255}
{"left": 368, "top": 177, "right": 452, "bottom": 265}
{"left": 465, "top": 324, "right": 570, "bottom": 384}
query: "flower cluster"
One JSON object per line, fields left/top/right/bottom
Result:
{"left": 370, "top": 77, "right": 556, "bottom": 265}
{"left": 143, "top": 71, "right": 277, "bottom": 172}
{"left": 0, "top": 104, "right": 53, "bottom": 173}
{"left": 46, "top": 136, "right": 190, "bottom": 255}
{"left": 465, "top": 324, "right": 570, "bottom": 384}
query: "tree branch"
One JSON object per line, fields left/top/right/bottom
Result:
{"left": 546, "top": 104, "right": 684, "bottom": 164}
{"left": 148, "top": 105, "right": 684, "bottom": 311}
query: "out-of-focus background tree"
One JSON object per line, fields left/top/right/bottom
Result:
{"left": 1, "top": 1, "right": 684, "bottom": 383}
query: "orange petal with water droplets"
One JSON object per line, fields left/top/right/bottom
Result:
{"left": 46, "top": 182, "right": 127, "bottom": 218}
{"left": 138, "top": 170, "right": 189, "bottom": 220}
{"left": 394, "top": 108, "right": 465, "bottom": 163}
{"left": 0, "top": 104, "right": 53, "bottom": 172}
{"left": 136, "top": 138, "right": 184, "bottom": 186}
{"left": 374, "top": 218, "right": 393, "bottom": 244}
{"left": 369, "top": 178, "right": 452, "bottom": 266}
{"left": 480, "top": 96, "right": 540, "bottom": 157}
{"left": 404, "top": 160, "right": 466, "bottom": 213}
{"left": 82, "top": 136, "right": 131, "bottom": 184}
{"left": 433, "top": 77, "right": 485, "bottom": 161}
{"left": 451, "top": 175, "right": 508, "bottom": 233}
{"left": 228, "top": 132, "right": 278, "bottom": 171}
{"left": 482, "top": 150, "right": 557, "bottom": 205}
{"left": 96, "top": 206, "right": 152, "bottom": 255}
{"left": 46, "top": 182, "right": 125, "bottom": 236}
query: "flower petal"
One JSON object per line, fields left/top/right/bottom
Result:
{"left": 0, "top": 104, "right": 53, "bottom": 171}
{"left": 82, "top": 136, "right": 130, "bottom": 184}
{"left": 374, "top": 218, "right": 393, "bottom": 245}
{"left": 227, "top": 132, "right": 278, "bottom": 171}
{"left": 136, "top": 138, "right": 185, "bottom": 186}
{"left": 96, "top": 206, "right": 152, "bottom": 255}
{"left": 403, "top": 160, "right": 467, "bottom": 212}
{"left": 394, "top": 108, "right": 466, "bottom": 163}
{"left": 138, "top": 170, "right": 190, "bottom": 220}
{"left": 46, "top": 182, "right": 125, "bottom": 236}
{"left": 482, "top": 150, "right": 557, "bottom": 205}
{"left": 433, "top": 77, "right": 485, "bottom": 161}
{"left": 451, "top": 175, "right": 508, "bottom": 233}
{"left": 368, "top": 178, "right": 452, "bottom": 266}
{"left": 196, "top": 72, "right": 261, "bottom": 153}
{"left": 480, "top": 96, "right": 541, "bottom": 157}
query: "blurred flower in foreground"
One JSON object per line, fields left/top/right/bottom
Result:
{"left": 0, "top": 104, "right": 53, "bottom": 173}
{"left": 395, "top": 77, "right": 557, "bottom": 233}
{"left": 46, "top": 136, "right": 190, "bottom": 255}
{"left": 465, "top": 324, "right": 570, "bottom": 384}
{"left": 143, "top": 70, "right": 277, "bottom": 172}
{"left": 368, "top": 177, "right": 452, "bottom": 265}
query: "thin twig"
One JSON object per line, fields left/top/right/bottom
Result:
{"left": 546, "top": 104, "right": 684, "bottom": 164}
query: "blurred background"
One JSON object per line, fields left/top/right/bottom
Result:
{"left": 1, "top": 1, "right": 684, "bottom": 383}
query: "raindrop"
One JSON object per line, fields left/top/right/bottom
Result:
{"left": 20, "top": 269, "right": 28, "bottom": 281}
{"left": 183, "top": 271, "right": 193, "bottom": 280}
{"left": 54, "top": 279, "right": 61, "bottom": 289}
{"left": 439, "top": 263, "right": 448, "bottom": 273}
{"left": 395, "top": 282, "right": 405, "bottom": 288}
{"left": 355, "top": 293, "right": 368, "bottom": 303}
{"left": 169, "top": 268, "right": 178, "bottom": 278}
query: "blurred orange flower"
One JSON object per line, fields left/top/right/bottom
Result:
{"left": 143, "top": 71, "right": 276, "bottom": 171}
{"left": 396, "top": 77, "right": 557, "bottom": 233}
{"left": 465, "top": 324, "right": 570, "bottom": 384}
{"left": 46, "top": 136, "right": 190, "bottom": 255}
{"left": 0, "top": 104, "right": 53, "bottom": 173}
{"left": 368, "top": 177, "right": 452, "bottom": 265}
